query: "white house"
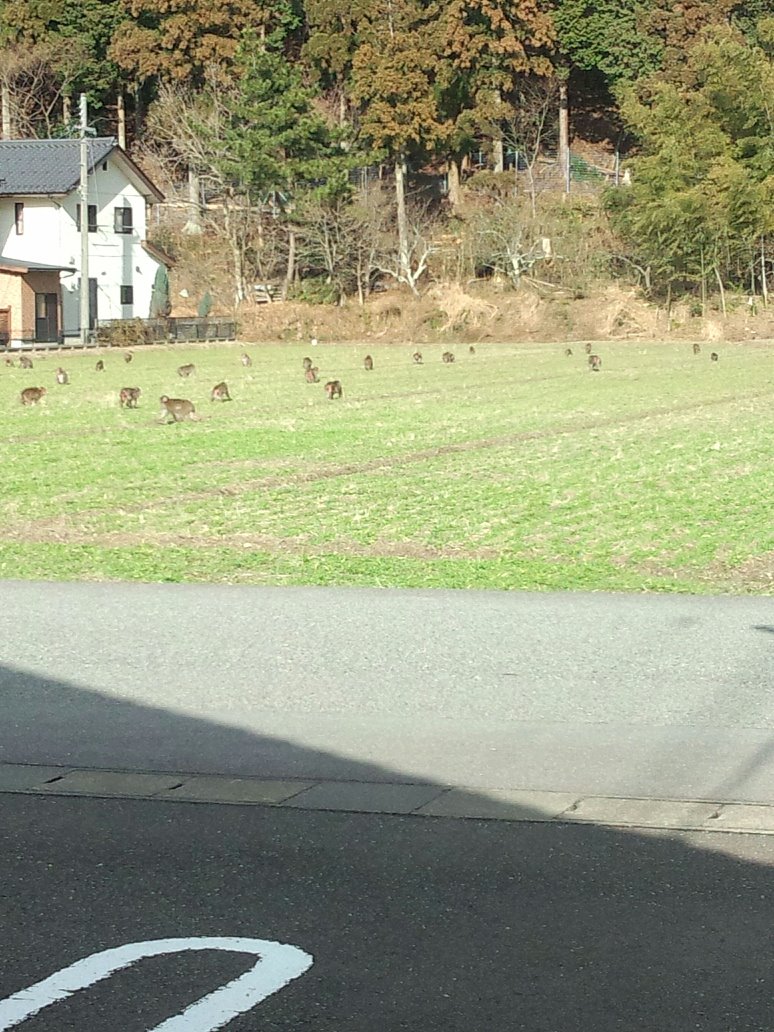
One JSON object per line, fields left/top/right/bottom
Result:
{"left": 0, "top": 137, "right": 169, "bottom": 346}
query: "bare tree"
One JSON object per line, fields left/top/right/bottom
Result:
{"left": 376, "top": 199, "right": 438, "bottom": 297}
{"left": 497, "top": 77, "right": 560, "bottom": 216}
{"left": 0, "top": 43, "right": 85, "bottom": 138}
{"left": 469, "top": 198, "right": 551, "bottom": 288}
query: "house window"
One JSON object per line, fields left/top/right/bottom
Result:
{"left": 76, "top": 204, "right": 98, "bottom": 232}
{"left": 14, "top": 202, "right": 23, "bottom": 235}
{"left": 114, "top": 206, "right": 133, "bottom": 234}
{"left": 120, "top": 285, "right": 134, "bottom": 305}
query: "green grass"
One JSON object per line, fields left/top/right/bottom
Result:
{"left": 1, "top": 338, "right": 773, "bottom": 593}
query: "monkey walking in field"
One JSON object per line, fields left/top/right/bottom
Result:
{"left": 210, "top": 381, "right": 232, "bottom": 402}
{"left": 120, "top": 387, "right": 141, "bottom": 408}
{"left": 4, "top": 356, "right": 13, "bottom": 367}
{"left": 711, "top": 352, "right": 719, "bottom": 362}
{"left": 124, "top": 351, "right": 133, "bottom": 363}
{"left": 584, "top": 342, "right": 592, "bottom": 354}
{"left": 588, "top": 354, "right": 602, "bottom": 371}
{"left": 19, "top": 354, "right": 33, "bottom": 369}
{"left": 692, "top": 343, "right": 701, "bottom": 355}
{"left": 469, "top": 345, "right": 476, "bottom": 355}
{"left": 55, "top": 367, "right": 69, "bottom": 385}
{"left": 364, "top": 355, "right": 374, "bottom": 371}
{"left": 241, "top": 353, "right": 252, "bottom": 367}
{"left": 325, "top": 380, "right": 343, "bottom": 400}
{"left": 302, "top": 356, "right": 313, "bottom": 370}
{"left": 412, "top": 351, "right": 423, "bottom": 364}
{"left": 20, "top": 386, "right": 46, "bottom": 405}
{"left": 177, "top": 363, "right": 195, "bottom": 378}
{"left": 564, "top": 347, "right": 573, "bottom": 356}
{"left": 95, "top": 359, "right": 105, "bottom": 371}
{"left": 159, "top": 395, "right": 197, "bottom": 423}
{"left": 305, "top": 366, "right": 319, "bottom": 383}
{"left": 442, "top": 351, "right": 455, "bottom": 364}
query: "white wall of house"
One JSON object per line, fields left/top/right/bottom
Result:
{"left": 0, "top": 152, "right": 162, "bottom": 337}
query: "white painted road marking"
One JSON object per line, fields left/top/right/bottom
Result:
{"left": 0, "top": 936, "right": 313, "bottom": 1031}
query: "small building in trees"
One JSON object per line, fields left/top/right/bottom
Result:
{"left": 0, "top": 137, "right": 169, "bottom": 346}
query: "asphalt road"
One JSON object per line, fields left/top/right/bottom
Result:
{"left": 2, "top": 793, "right": 774, "bottom": 1032}
{"left": 1, "top": 581, "right": 773, "bottom": 801}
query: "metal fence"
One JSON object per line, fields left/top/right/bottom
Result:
{"left": 96, "top": 316, "right": 237, "bottom": 344}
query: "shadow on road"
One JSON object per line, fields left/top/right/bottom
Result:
{"left": 1, "top": 660, "right": 773, "bottom": 1031}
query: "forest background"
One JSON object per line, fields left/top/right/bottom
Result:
{"left": 0, "top": 0, "right": 772, "bottom": 342}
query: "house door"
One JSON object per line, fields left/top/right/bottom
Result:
{"left": 0, "top": 308, "right": 10, "bottom": 347}
{"left": 34, "top": 293, "right": 59, "bottom": 342}
{"left": 88, "top": 278, "right": 98, "bottom": 330}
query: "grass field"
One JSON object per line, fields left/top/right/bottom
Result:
{"left": 1, "top": 338, "right": 773, "bottom": 593}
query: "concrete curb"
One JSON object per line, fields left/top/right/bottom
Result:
{"left": 2, "top": 762, "right": 774, "bottom": 834}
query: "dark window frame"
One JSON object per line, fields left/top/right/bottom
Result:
{"left": 114, "top": 206, "right": 133, "bottom": 234}
{"left": 76, "top": 203, "right": 98, "bottom": 232}
{"left": 120, "top": 285, "right": 134, "bottom": 305}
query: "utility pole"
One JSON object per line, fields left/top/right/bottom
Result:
{"left": 79, "top": 93, "right": 90, "bottom": 346}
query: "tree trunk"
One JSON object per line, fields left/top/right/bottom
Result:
{"left": 183, "top": 168, "right": 202, "bottom": 235}
{"left": 558, "top": 81, "right": 570, "bottom": 194}
{"left": 447, "top": 157, "right": 461, "bottom": 208}
{"left": 223, "top": 198, "right": 246, "bottom": 305}
{"left": 2, "top": 81, "right": 12, "bottom": 139}
{"left": 133, "top": 80, "right": 144, "bottom": 138}
{"left": 63, "top": 94, "right": 71, "bottom": 127}
{"left": 395, "top": 153, "right": 410, "bottom": 284}
{"left": 117, "top": 90, "right": 126, "bottom": 149}
{"left": 761, "top": 237, "right": 769, "bottom": 307}
{"left": 282, "top": 228, "right": 296, "bottom": 301}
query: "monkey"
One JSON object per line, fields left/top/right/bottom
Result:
{"left": 124, "top": 351, "right": 133, "bottom": 363}
{"left": 469, "top": 345, "right": 476, "bottom": 355}
{"left": 305, "top": 366, "right": 320, "bottom": 383}
{"left": 711, "top": 352, "right": 719, "bottom": 362}
{"left": 119, "top": 387, "right": 141, "bottom": 408}
{"left": 4, "top": 356, "right": 14, "bottom": 367}
{"left": 177, "top": 363, "right": 195, "bottom": 378}
{"left": 19, "top": 354, "right": 33, "bottom": 369}
{"left": 442, "top": 351, "right": 455, "bottom": 364}
{"left": 55, "top": 367, "right": 69, "bottom": 385}
{"left": 564, "top": 347, "right": 573, "bottom": 356}
{"left": 692, "top": 343, "right": 701, "bottom": 355}
{"left": 20, "top": 386, "right": 46, "bottom": 405}
{"left": 584, "top": 342, "right": 592, "bottom": 354}
{"left": 588, "top": 354, "right": 602, "bottom": 371}
{"left": 210, "top": 380, "right": 232, "bottom": 402}
{"left": 241, "top": 353, "right": 252, "bottom": 367}
{"left": 302, "top": 356, "right": 313, "bottom": 370}
{"left": 324, "top": 379, "right": 343, "bottom": 399}
{"left": 95, "top": 359, "right": 105, "bottom": 371}
{"left": 159, "top": 395, "right": 196, "bottom": 422}
{"left": 412, "top": 351, "right": 423, "bottom": 364}
{"left": 364, "top": 354, "right": 374, "bottom": 371}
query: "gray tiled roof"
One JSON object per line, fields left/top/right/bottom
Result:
{"left": 0, "top": 137, "right": 116, "bottom": 196}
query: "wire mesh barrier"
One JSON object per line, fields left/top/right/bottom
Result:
{"left": 95, "top": 317, "right": 237, "bottom": 345}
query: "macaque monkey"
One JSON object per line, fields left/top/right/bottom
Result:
{"left": 177, "top": 363, "right": 195, "bottom": 377}
{"left": 412, "top": 351, "right": 423, "bottom": 364}
{"left": 469, "top": 345, "right": 476, "bottom": 355}
{"left": 159, "top": 395, "right": 196, "bottom": 422}
{"left": 210, "top": 381, "right": 232, "bottom": 402}
{"left": 692, "top": 343, "right": 701, "bottom": 355}
{"left": 55, "top": 367, "right": 69, "bottom": 385}
{"left": 241, "top": 353, "right": 252, "bottom": 367}
{"left": 20, "top": 386, "right": 46, "bottom": 405}
{"left": 710, "top": 352, "right": 719, "bottom": 362}
{"left": 364, "top": 355, "right": 374, "bottom": 370}
{"left": 442, "top": 351, "right": 455, "bottom": 363}
{"left": 325, "top": 380, "right": 343, "bottom": 399}
{"left": 4, "top": 356, "right": 13, "bottom": 367}
{"left": 19, "top": 354, "right": 33, "bottom": 369}
{"left": 588, "top": 354, "right": 602, "bottom": 371}
{"left": 564, "top": 348, "right": 573, "bottom": 356}
{"left": 95, "top": 359, "right": 105, "bottom": 371}
{"left": 584, "top": 342, "right": 592, "bottom": 354}
{"left": 302, "top": 357, "right": 313, "bottom": 370}
{"left": 305, "top": 367, "right": 319, "bottom": 383}
{"left": 119, "top": 387, "right": 141, "bottom": 408}
{"left": 124, "top": 351, "right": 133, "bottom": 363}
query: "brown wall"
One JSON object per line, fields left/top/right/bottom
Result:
{"left": 0, "top": 273, "right": 25, "bottom": 338}
{"left": 0, "top": 271, "right": 62, "bottom": 341}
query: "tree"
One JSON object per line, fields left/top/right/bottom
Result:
{"left": 605, "top": 22, "right": 774, "bottom": 300}
{"left": 550, "top": 0, "right": 663, "bottom": 85}
{"left": 148, "top": 34, "right": 338, "bottom": 303}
